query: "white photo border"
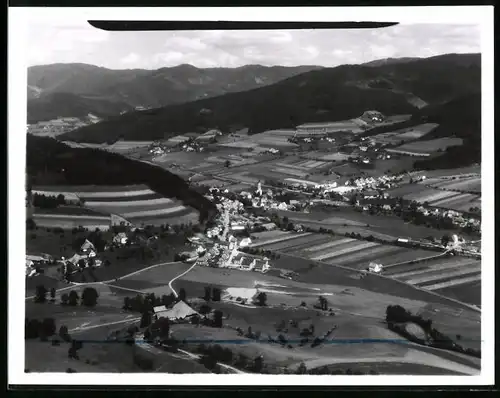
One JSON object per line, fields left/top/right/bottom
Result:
{"left": 8, "top": 5, "right": 495, "bottom": 386}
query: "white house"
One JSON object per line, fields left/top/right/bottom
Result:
{"left": 80, "top": 239, "right": 96, "bottom": 253}
{"left": 154, "top": 301, "right": 200, "bottom": 321}
{"left": 113, "top": 232, "right": 128, "bottom": 246}
{"left": 239, "top": 237, "right": 252, "bottom": 248}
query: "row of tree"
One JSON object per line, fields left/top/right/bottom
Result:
{"left": 34, "top": 285, "right": 99, "bottom": 307}
{"left": 25, "top": 317, "right": 71, "bottom": 342}
{"left": 196, "top": 344, "right": 265, "bottom": 373}
{"left": 31, "top": 193, "right": 69, "bottom": 209}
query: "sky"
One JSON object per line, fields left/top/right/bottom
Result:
{"left": 26, "top": 21, "right": 481, "bottom": 69}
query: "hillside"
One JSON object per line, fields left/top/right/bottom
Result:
{"left": 26, "top": 135, "right": 217, "bottom": 222}
{"left": 60, "top": 53, "right": 481, "bottom": 144}
{"left": 363, "top": 57, "right": 421, "bottom": 67}
{"left": 27, "top": 63, "right": 321, "bottom": 122}
{"left": 27, "top": 92, "right": 136, "bottom": 124}
{"left": 413, "top": 93, "right": 481, "bottom": 169}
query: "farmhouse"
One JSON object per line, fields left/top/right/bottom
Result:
{"left": 113, "top": 232, "right": 129, "bottom": 246}
{"left": 153, "top": 301, "right": 200, "bottom": 322}
{"left": 284, "top": 178, "right": 320, "bottom": 189}
{"left": 80, "top": 239, "right": 96, "bottom": 254}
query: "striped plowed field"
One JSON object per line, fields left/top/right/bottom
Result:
{"left": 430, "top": 194, "right": 481, "bottom": 212}
{"left": 386, "top": 256, "right": 481, "bottom": 306}
{"left": 384, "top": 256, "right": 477, "bottom": 277}
{"left": 249, "top": 232, "right": 313, "bottom": 248}
{"left": 255, "top": 233, "right": 330, "bottom": 252}
{"left": 432, "top": 177, "right": 481, "bottom": 193}
{"left": 329, "top": 245, "right": 404, "bottom": 268}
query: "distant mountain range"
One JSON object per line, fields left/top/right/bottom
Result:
{"left": 27, "top": 63, "right": 321, "bottom": 123}
{"left": 58, "top": 53, "right": 481, "bottom": 145}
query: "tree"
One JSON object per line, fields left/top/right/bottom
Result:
{"left": 123, "top": 297, "right": 131, "bottom": 311}
{"left": 59, "top": 325, "right": 71, "bottom": 342}
{"left": 81, "top": 287, "right": 99, "bottom": 307}
{"left": 213, "top": 310, "right": 223, "bottom": 328}
{"left": 256, "top": 292, "right": 267, "bottom": 307}
{"left": 50, "top": 287, "right": 56, "bottom": 302}
{"left": 61, "top": 293, "right": 69, "bottom": 306}
{"left": 211, "top": 287, "right": 221, "bottom": 302}
{"left": 385, "top": 305, "right": 409, "bottom": 324}
{"left": 41, "top": 318, "right": 57, "bottom": 337}
{"left": 25, "top": 319, "right": 40, "bottom": 339}
{"left": 140, "top": 311, "right": 152, "bottom": 328}
{"left": 179, "top": 288, "right": 187, "bottom": 302}
{"left": 26, "top": 218, "right": 36, "bottom": 230}
{"left": 199, "top": 304, "right": 212, "bottom": 315}
{"left": 68, "top": 290, "right": 79, "bottom": 306}
{"left": 224, "top": 160, "right": 231, "bottom": 168}
{"left": 441, "top": 234, "right": 451, "bottom": 247}
{"left": 34, "top": 285, "right": 47, "bottom": 303}
{"left": 199, "top": 353, "right": 218, "bottom": 370}
{"left": 253, "top": 355, "right": 264, "bottom": 372}
{"left": 296, "top": 362, "right": 308, "bottom": 374}
{"left": 318, "top": 296, "right": 328, "bottom": 311}
{"left": 203, "top": 286, "right": 212, "bottom": 301}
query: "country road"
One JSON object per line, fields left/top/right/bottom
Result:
{"left": 136, "top": 334, "right": 245, "bottom": 374}
{"left": 287, "top": 349, "right": 480, "bottom": 376}
{"left": 168, "top": 262, "right": 198, "bottom": 298}
{"left": 25, "top": 261, "right": 182, "bottom": 300}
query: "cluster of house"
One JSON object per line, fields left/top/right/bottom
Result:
{"left": 413, "top": 206, "right": 481, "bottom": 231}
{"left": 174, "top": 187, "right": 274, "bottom": 272}
{"left": 25, "top": 231, "right": 140, "bottom": 279}
{"left": 27, "top": 116, "right": 98, "bottom": 137}
{"left": 25, "top": 254, "right": 53, "bottom": 277}
{"left": 61, "top": 239, "right": 102, "bottom": 275}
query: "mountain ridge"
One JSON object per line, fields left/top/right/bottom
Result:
{"left": 59, "top": 53, "right": 481, "bottom": 144}
{"left": 27, "top": 63, "right": 323, "bottom": 122}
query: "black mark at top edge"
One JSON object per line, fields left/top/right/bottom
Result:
{"left": 88, "top": 21, "right": 399, "bottom": 31}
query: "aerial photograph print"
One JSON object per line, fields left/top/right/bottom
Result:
{"left": 16, "top": 9, "right": 492, "bottom": 383}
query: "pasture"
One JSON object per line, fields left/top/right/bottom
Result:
{"left": 429, "top": 176, "right": 481, "bottom": 194}
{"left": 32, "top": 213, "right": 112, "bottom": 231}
{"left": 388, "top": 137, "right": 464, "bottom": 156}
{"left": 371, "top": 123, "right": 439, "bottom": 145}
{"left": 383, "top": 256, "right": 481, "bottom": 306}
{"left": 388, "top": 184, "right": 481, "bottom": 212}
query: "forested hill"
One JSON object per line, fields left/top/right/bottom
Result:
{"left": 26, "top": 135, "right": 217, "bottom": 223}
{"left": 28, "top": 63, "right": 321, "bottom": 123}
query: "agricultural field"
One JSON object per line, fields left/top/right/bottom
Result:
{"left": 108, "top": 254, "right": 480, "bottom": 371}
{"left": 296, "top": 120, "right": 364, "bottom": 135}
{"left": 383, "top": 256, "right": 481, "bottom": 307}
{"left": 279, "top": 208, "right": 478, "bottom": 242}
{"left": 388, "top": 184, "right": 481, "bottom": 212}
{"left": 387, "top": 137, "right": 464, "bottom": 157}
{"left": 304, "top": 152, "right": 350, "bottom": 162}
{"left": 429, "top": 176, "right": 481, "bottom": 194}
{"left": 32, "top": 185, "right": 200, "bottom": 227}
{"left": 371, "top": 123, "right": 439, "bottom": 145}
{"left": 32, "top": 210, "right": 112, "bottom": 231}
{"left": 218, "top": 129, "right": 299, "bottom": 151}
{"left": 104, "top": 141, "right": 154, "bottom": 154}
{"left": 260, "top": 233, "right": 438, "bottom": 271}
